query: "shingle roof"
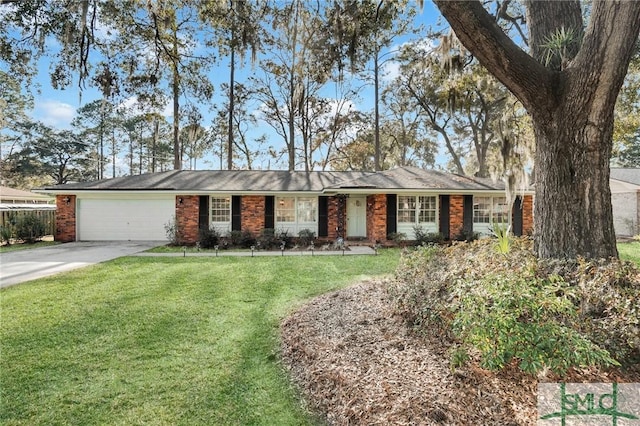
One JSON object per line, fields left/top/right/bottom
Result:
{"left": 40, "top": 166, "right": 507, "bottom": 193}
{"left": 611, "top": 168, "right": 640, "bottom": 186}
{"left": 0, "top": 186, "right": 52, "bottom": 201}
{"left": 42, "top": 170, "right": 370, "bottom": 192}
{"left": 327, "top": 166, "right": 505, "bottom": 191}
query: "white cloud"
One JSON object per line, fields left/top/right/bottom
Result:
{"left": 118, "top": 96, "right": 173, "bottom": 118}
{"left": 35, "top": 100, "right": 76, "bottom": 129}
{"left": 380, "top": 38, "right": 438, "bottom": 83}
{"left": 381, "top": 60, "right": 401, "bottom": 82}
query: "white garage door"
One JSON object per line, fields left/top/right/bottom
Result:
{"left": 77, "top": 197, "right": 174, "bottom": 241}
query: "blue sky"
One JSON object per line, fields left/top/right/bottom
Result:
{"left": 23, "top": 1, "right": 444, "bottom": 172}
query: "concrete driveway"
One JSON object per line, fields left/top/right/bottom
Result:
{"left": 0, "top": 241, "right": 163, "bottom": 288}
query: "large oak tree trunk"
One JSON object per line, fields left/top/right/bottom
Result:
{"left": 434, "top": 0, "right": 640, "bottom": 259}
{"left": 532, "top": 100, "right": 617, "bottom": 258}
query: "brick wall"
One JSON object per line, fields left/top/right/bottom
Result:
{"left": 327, "top": 196, "right": 339, "bottom": 239}
{"left": 241, "top": 196, "right": 265, "bottom": 236}
{"left": 173, "top": 192, "right": 534, "bottom": 245}
{"left": 366, "top": 194, "right": 387, "bottom": 243}
{"left": 449, "top": 195, "right": 464, "bottom": 238}
{"left": 55, "top": 194, "right": 76, "bottom": 242}
{"left": 176, "top": 195, "right": 199, "bottom": 244}
{"left": 522, "top": 195, "right": 534, "bottom": 235}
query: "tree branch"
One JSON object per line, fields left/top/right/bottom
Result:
{"left": 570, "top": 0, "right": 640, "bottom": 117}
{"left": 433, "top": 0, "right": 555, "bottom": 117}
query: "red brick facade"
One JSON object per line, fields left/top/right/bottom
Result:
{"left": 327, "top": 196, "right": 342, "bottom": 239}
{"left": 241, "top": 196, "right": 265, "bottom": 235}
{"left": 175, "top": 195, "right": 199, "bottom": 244}
{"left": 366, "top": 194, "right": 387, "bottom": 243}
{"left": 55, "top": 194, "right": 76, "bottom": 242}
{"left": 522, "top": 195, "right": 534, "bottom": 235}
{"left": 449, "top": 195, "right": 465, "bottom": 239}
{"left": 54, "top": 191, "right": 534, "bottom": 245}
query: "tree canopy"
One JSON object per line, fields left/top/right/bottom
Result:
{"left": 434, "top": 0, "right": 640, "bottom": 259}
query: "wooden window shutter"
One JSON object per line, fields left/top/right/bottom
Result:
{"left": 318, "top": 196, "right": 329, "bottom": 237}
{"left": 265, "top": 196, "right": 275, "bottom": 229}
{"left": 386, "top": 194, "right": 397, "bottom": 236}
{"left": 231, "top": 196, "right": 241, "bottom": 231}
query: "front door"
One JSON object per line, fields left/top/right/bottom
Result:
{"left": 346, "top": 196, "right": 367, "bottom": 238}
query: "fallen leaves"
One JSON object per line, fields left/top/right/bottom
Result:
{"left": 280, "top": 279, "right": 639, "bottom": 425}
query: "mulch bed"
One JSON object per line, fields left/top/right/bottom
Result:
{"left": 280, "top": 279, "right": 640, "bottom": 425}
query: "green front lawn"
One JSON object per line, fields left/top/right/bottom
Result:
{"left": 0, "top": 250, "right": 400, "bottom": 426}
{"left": 619, "top": 241, "right": 640, "bottom": 265}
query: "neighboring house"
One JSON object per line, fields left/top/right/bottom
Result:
{"left": 0, "top": 186, "right": 53, "bottom": 205}
{"left": 1, "top": 186, "right": 56, "bottom": 236}
{"left": 36, "top": 166, "right": 534, "bottom": 244}
{"left": 610, "top": 168, "right": 640, "bottom": 237}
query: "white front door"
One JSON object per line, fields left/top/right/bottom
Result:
{"left": 346, "top": 196, "right": 367, "bottom": 238}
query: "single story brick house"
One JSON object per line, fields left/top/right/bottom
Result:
{"left": 37, "top": 166, "right": 533, "bottom": 244}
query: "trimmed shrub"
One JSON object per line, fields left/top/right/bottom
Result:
{"left": 452, "top": 229, "right": 480, "bottom": 242}
{"left": 278, "top": 229, "right": 293, "bottom": 249}
{"left": 198, "top": 226, "right": 221, "bottom": 249}
{"left": 297, "top": 229, "right": 315, "bottom": 247}
{"left": 257, "top": 228, "right": 279, "bottom": 250}
{"left": 412, "top": 225, "right": 444, "bottom": 246}
{"left": 387, "top": 232, "right": 407, "bottom": 244}
{"left": 391, "top": 238, "right": 639, "bottom": 374}
{"left": 0, "top": 224, "right": 13, "bottom": 245}
{"left": 539, "top": 257, "right": 640, "bottom": 364}
{"left": 15, "top": 213, "right": 46, "bottom": 244}
{"left": 227, "top": 230, "right": 256, "bottom": 248}
{"left": 164, "top": 216, "right": 182, "bottom": 246}
{"left": 452, "top": 272, "right": 616, "bottom": 374}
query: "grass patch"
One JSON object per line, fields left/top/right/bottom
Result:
{"left": 0, "top": 240, "right": 58, "bottom": 253}
{"left": 619, "top": 241, "right": 640, "bottom": 265}
{"left": 0, "top": 250, "right": 400, "bottom": 425}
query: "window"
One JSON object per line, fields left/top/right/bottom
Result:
{"left": 276, "top": 197, "right": 296, "bottom": 222}
{"left": 398, "top": 196, "right": 416, "bottom": 223}
{"left": 276, "top": 196, "right": 317, "bottom": 223}
{"left": 398, "top": 195, "right": 437, "bottom": 224}
{"left": 297, "top": 197, "right": 317, "bottom": 222}
{"left": 492, "top": 197, "right": 509, "bottom": 224}
{"left": 473, "top": 196, "right": 508, "bottom": 224}
{"left": 211, "top": 197, "right": 231, "bottom": 222}
{"left": 418, "top": 196, "right": 436, "bottom": 223}
{"left": 473, "top": 197, "right": 491, "bottom": 223}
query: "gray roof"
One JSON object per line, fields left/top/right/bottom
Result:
{"left": 611, "top": 168, "right": 640, "bottom": 186}
{"left": 1, "top": 186, "right": 52, "bottom": 202}
{"left": 40, "top": 166, "right": 507, "bottom": 193}
{"left": 327, "top": 166, "right": 505, "bottom": 191}
{"left": 42, "top": 170, "right": 370, "bottom": 192}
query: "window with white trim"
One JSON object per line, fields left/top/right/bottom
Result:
{"left": 276, "top": 197, "right": 296, "bottom": 222}
{"left": 398, "top": 195, "right": 437, "bottom": 224}
{"left": 211, "top": 196, "right": 231, "bottom": 223}
{"left": 473, "top": 197, "right": 491, "bottom": 223}
{"left": 492, "top": 197, "right": 509, "bottom": 223}
{"left": 418, "top": 196, "right": 437, "bottom": 223}
{"left": 296, "top": 197, "right": 317, "bottom": 222}
{"left": 398, "top": 196, "right": 416, "bottom": 223}
{"left": 275, "top": 196, "right": 318, "bottom": 237}
{"left": 473, "top": 196, "right": 508, "bottom": 224}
